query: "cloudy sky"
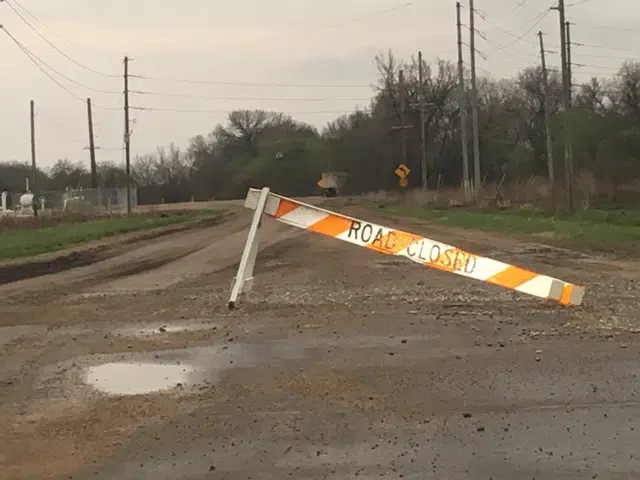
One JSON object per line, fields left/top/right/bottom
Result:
{"left": 1, "top": 0, "right": 637, "bottom": 169}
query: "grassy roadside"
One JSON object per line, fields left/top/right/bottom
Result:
{"left": 365, "top": 202, "right": 640, "bottom": 255}
{"left": 0, "top": 210, "right": 220, "bottom": 260}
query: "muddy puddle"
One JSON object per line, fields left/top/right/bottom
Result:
{"left": 37, "top": 341, "right": 307, "bottom": 398}
{"left": 86, "top": 362, "right": 198, "bottom": 395}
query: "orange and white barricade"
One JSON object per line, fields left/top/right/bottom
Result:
{"left": 229, "top": 188, "right": 585, "bottom": 309}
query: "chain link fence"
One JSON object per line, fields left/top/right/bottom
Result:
{"left": 4, "top": 187, "right": 138, "bottom": 216}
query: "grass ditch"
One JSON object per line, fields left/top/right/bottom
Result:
{"left": 0, "top": 210, "right": 220, "bottom": 260}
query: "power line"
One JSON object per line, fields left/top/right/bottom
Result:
{"left": 130, "top": 106, "right": 358, "bottom": 115}
{"left": 1, "top": 0, "right": 120, "bottom": 78}
{"left": 572, "top": 62, "right": 623, "bottom": 72}
{"left": 475, "top": 4, "right": 558, "bottom": 51}
{"left": 0, "top": 26, "right": 121, "bottom": 110}
{"left": 229, "top": 1, "right": 416, "bottom": 51}
{"left": 129, "top": 74, "right": 373, "bottom": 89}
{"left": 2, "top": 0, "right": 118, "bottom": 60}
{"left": 572, "top": 42, "right": 640, "bottom": 54}
{"left": 1, "top": 26, "right": 121, "bottom": 94}
{"left": 480, "top": 35, "right": 540, "bottom": 62}
{"left": 504, "top": 0, "right": 531, "bottom": 16}
{"left": 131, "top": 90, "right": 371, "bottom": 102}
{"left": 576, "top": 22, "right": 637, "bottom": 32}
{"left": 573, "top": 52, "right": 640, "bottom": 61}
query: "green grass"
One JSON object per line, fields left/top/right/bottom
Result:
{"left": 0, "top": 211, "right": 218, "bottom": 260}
{"left": 365, "top": 202, "right": 640, "bottom": 255}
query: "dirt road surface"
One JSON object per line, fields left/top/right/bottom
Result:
{"left": 2, "top": 199, "right": 640, "bottom": 479}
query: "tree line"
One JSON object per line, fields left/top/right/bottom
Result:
{"left": 2, "top": 50, "right": 639, "bottom": 207}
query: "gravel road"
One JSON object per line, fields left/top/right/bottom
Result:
{"left": 1, "top": 200, "right": 639, "bottom": 479}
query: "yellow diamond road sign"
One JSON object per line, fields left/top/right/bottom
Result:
{"left": 395, "top": 164, "right": 410, "bottom": 179}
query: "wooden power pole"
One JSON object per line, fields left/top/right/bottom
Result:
{"left": 456, "top": 1, "right": 471, "bottom": 201}
{"left": 29, "top": 100, "right": 36, "bottom": 193}
{"left": 468, "top": 0, "right": 481, "bottom": 203}
{"left": 87, "top": 98, "right": 98, "bottom": 189}
{"left": 418, "top": 51, "right": 427, "bottom": 191}
{"left": 124, "top": 56, "right": 132, "bottom": 215}
{"left": 538, "top": 31, "right": 555, "bottom": 186}
{"left": 566, "top": 21, "right": 573, "bottom": 107}
{"left": 391, "top": 70, "right": 414, "bottom": 185}
{"left": 399, "top": 69, "right": 407, "bottom": 167}
{"left": 554, "top": 0, "right": 574, "bottom": 211}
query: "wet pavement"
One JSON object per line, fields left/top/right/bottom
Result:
{"left": 48, "top": 314, "right": 640, "bottom": 480}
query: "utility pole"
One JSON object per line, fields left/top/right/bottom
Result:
{"left": 418, "top": 51, "right": 427, "bottom": 191}
{"left": 29, "top": 100, "right": 36, "bottom": 195}
{"left": 469, "top": 0, "right": 481, "bottom": 203}
{"left": 124, "top": 56, "right": 132, "bottom": 215}
{"left": 538, "top": 31, "right": 555, "bottom": 186}
{"left": 566, "top": 21, "right": 572, "bottom": 107}
{"left": 554, "top": 0, "right": 574, "bottom": 211}
{"left": 399, "top": 69, "right": 407, "bottom": 167}
{"left": 565, "top": 20, "right": 575, "bottom": 209}
{"left": 87, "top": 98, "right": 98, "bottom": 189}
{"left": 456, "top": 1, "right": 471, "bottom": 201}
{"left": 391, "top": 70, "right": 413, "bottom": 184}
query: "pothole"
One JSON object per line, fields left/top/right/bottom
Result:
{"left": 85, "top": 362, "right": 199, "bottom": 395}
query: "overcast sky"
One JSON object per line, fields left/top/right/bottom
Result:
{"left": 1, "top": 0, "right": 638, "bottom": 169}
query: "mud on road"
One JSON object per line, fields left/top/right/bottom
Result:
{"left": 1, "top": 201, "right": 640, "bottom": 479}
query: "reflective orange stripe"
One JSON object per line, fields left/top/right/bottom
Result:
{"left": 559, "top": 284, "right": 574, "bottom": 305}
{"left": 274, "top": 199, "right": 299, "bottom": 218}
{"left": 308, "top": 215, "right": 352, "bottom": 237}
{"left": 487, "top": 266, "right": 538, "bottom": 289}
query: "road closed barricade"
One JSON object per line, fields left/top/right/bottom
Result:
{"left": 229, "top": 188, "right": 585, "bottom": 309}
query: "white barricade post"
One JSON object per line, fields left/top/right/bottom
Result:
{"left": 229, "top": 188, "right": 586, "bottom": 308}
{"left": 228, "top": 187, "right": 270, "bottom": 310}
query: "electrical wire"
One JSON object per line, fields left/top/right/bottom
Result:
{"left": 1, "top": 26, "right": 121, "bottom": 94}
{"left": 572, "top": 63, "right": 624, "bottom": 72}
{"left": 573, "top": 42, "right": 640, "bottom": 54}
{"left": 3, "top": 0, "right": 119, "bottom": 60}
{"left": 129, "top": 74, "right": 373, "bottom": 89}
{"left": 475, "top": 3, "right": 557, "bottom": 51}
{"left": 131, "top": 90, "right": 371, "bottom": 102}
{"left": 566, "top": 0, "right": 589, "bottom": 6}
{"left": 573, "top": 52, "right": 640, "bottom": 62}
{"left": 130, "top": 106, "right": 361, "bottom": 115}
{"left": 2, "top": 0, "right": 120, "bottom": 77}
{"left": 219, "top": 1, "right": 415, "bottom": 51}
{"left": 1, "top": 26, "right": 121, "bottom": 110}
{"left": 576, "top": 23, "right": 637, "bottom": 32}
{"left": 480, "top": 35, "right": 540, "bottom": 63}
